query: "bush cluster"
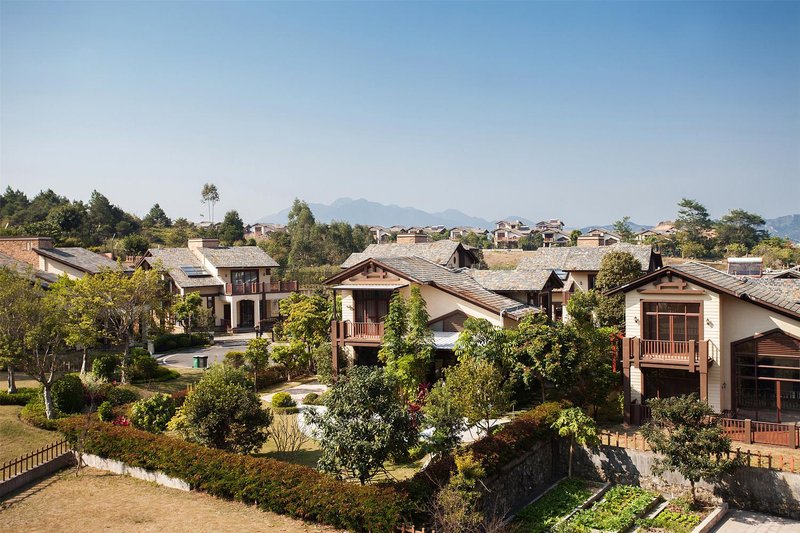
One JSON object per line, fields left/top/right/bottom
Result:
{"left": 153, "top": 333, "right": 211, "bottom": 353}
{"left": 271, "top": 392, "right": 296, "bottom": 408}
{"left": 130, "top": 393, "right": 176, "bottom": 433}
{"left": 52, "top": 374, "right": 85, "bottom": 414}
{"left": 92, "top": 353, "right": 121, "bottom": 381}
{"left": 59, "top": 419, "right": 412, "bottom": 531}
{"left": 97, "top": 401, "right": 114, "bottom": 422}
{"left": 0, "top": 387, "right": 38, "bottom": 406}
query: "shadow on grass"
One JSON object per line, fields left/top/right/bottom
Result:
{"left": 255, "top": 449, "right": 323, "bottom": 469}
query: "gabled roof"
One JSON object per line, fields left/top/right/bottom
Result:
{"left": 341, "top": 240, "right": 475, "bottom": 269}
{"left": 193, "top": 246, "right": 279, "bottom": 268}
{"left": 142, "top": 249, "right": 223, "bottom": 289}
{"left": 517, "top": 243, "right": 660, "bottom": 272}
{"left": 468, "top": 268, "right": 563, "bottom": 292}
{"left": 765, "top": 266, "right": 800, "bottom": 279}
{"left": 326, "top": 256, "right": 539, "bottom": 320}
{"left": 0, "top": 251, "right": 60, "bottom": 288}
{"left": 35, "top": 247, "right": 124, "bottom": 274}
{"left": 608, "top": 262, "right": 800, "bottom": 320}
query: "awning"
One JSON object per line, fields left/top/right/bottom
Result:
{"left": 433, "top": 331, "right": 460, "bottom": 350}
{"left": 331, "top": 284, "right": 407, "bottom": 290}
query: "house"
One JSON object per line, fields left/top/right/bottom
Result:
{"left": 244, "top": 223, "right": 286, "bottom": 240}
{"left": 518, "top": 243, "right": 662, "bottom": 320}
{"left": 139, "top": 238, "right": 298, "bottom": 332}
{"left": 369, "top": 226, "right": 393, "bottom": 244}
{"left": 541, "top": 229, "right": 571, "bottom": 248}
{"left": 0, "top": 250, "right": 60, "bottom": 288}
{"left": 324, "top": 256, "right": 539, "bottom": 374}
{"left": 468, "top": 268, "right": 564, "bottom": 319}
{"left": 449, "top": 227, "right": 490, "bottom": 241}
{"left": 0, "top": 236, "right": 125, "bottom": 279}
{"left": 608, "top": 262, "right": 800, "bottom": 425}
{"left": 765, "top": 266, "right": 800, "bottom": 279}
{"left": 535, "top": 219, "right": 565, "bottom": 232}
{"left": 578, "top": 229, "right": 622, "bottom": 247}
{"left": 492, "top": 227, "right": 532, "bottom": 248}
{"left": 341, "top": 240, "right": 480, "bottom": 270}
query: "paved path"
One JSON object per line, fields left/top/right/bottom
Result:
{"left": 157, "top": 332, "right": 257, "bottom": 368}
{"left": 712, "top": 510, "right": 800, "bottom": 532}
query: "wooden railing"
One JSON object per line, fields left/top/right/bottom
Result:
{"left": 224, "top": 280, "right": 299, "bottom": 295}
{"left": 641, "top": 339, "right": 693, "bottom": 359}
{"left": 345, "top": 321, "right": 385, "bottom": 339}
{"left": 1, "top": 440, "right": 70, "bottom": 482}
{"left": 623, "top": 337, "right": 710, "bottom": 371}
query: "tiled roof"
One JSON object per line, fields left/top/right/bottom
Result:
{"left": 468, "top": 268, "right": 561, "bottom": 292}
{"left": 35, "top": 247, "right": 124, "bottom": 274}
{"left": 194, "top": 246, "right": 279, "bottom": 268}
{"left": 0, "top": 251, "right": 60, "bottom": 287}
{"left": 667, "top": 262, "right": 800, "bottom": 317}
{"left": 517, "top": 243, "right": 657, "bottom": 272}
{"left": 341, "top": 240, "right": 463, "bottom": 268}
{"left": 143, "top": 249, "right": 223, "bottom": 289}
{"left": 764, "top": 266, "right": 800, "bottom": 279}
{"left": 369, "top": 256, "right": 540, "bottom": 318}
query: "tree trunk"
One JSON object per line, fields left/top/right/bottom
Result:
{"left": 121, "top": 340, "right": 131, "bottom": 384}
{"left": 80, "top": 347, "right": 88, "bottom": 376}
{"left": 7, "top": 366, "right": 17, "bottom": 394}
{"left": 690, "top": 480, "right": 696, "bottom": 504}
{"left": 43, "top": 386, "right": 55, "bottom": 420}
{"left": 569, "top": 437, "right": 574, "bottom": 478}
{"left": 540, "top": 378, "right": 547, "bottom": 403}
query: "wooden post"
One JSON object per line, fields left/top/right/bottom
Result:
{"left": 688, "top": 340, "right": 696, "bottom": 373}
{"left": 622, "top": 338, "right": 632, "bottom": 425}
{"left": 330, "top": 321, "right": 339, "bottom": 378}
{"left": 790, "top": 423, "right": 798, "bottom": 449}
{"left": 745, "top": 419, "right": 753, "bottom": 444}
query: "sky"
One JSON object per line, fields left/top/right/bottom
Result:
{"left": 1, "top": 0, "right": 799, "bottom": 227}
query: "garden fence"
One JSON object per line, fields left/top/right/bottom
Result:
{"left": 1, "top": 439, "right": 70, "bottom": 482}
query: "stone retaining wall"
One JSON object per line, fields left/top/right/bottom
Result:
{"left": 79, "top": 453, "right": 191, "bottom": 491}
{"left": 482, "top": 439, "right": 558, "bottom": 515}
{"left": 0, "top": 452, "right": 76, "bottom": 499}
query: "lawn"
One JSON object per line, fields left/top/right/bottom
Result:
{"left": 127, "top": 368, "right": 204, "bottom": 397}
{"left": 0, "top": 405, "right": 58, "bottom": 464}
{"left": 1, "top": 467, "right": 344, "bottom": 532}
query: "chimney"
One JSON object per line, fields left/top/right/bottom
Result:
{"left": 188, "top": 238, "right": 220, "bottom": 251}
{"left": 577, "top": 235, "right": 602, "bottom": 247}
{"left": 0, "top": 236, "right": 53, "bottom": 267}
{"left": 396, "top": 233, "right": 430, "bottom": 244}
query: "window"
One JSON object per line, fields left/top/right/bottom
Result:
{"left": 231, "top": 269, "right": 259, "bottom": 286}
{"left": 353, "top": 290, "right": 392, "bottom": 323}
{"left": 643, "top": 302, "right": 701, "bottom": 342}
{"left": 587, "top": 274, "right": 597, "bottom": 290}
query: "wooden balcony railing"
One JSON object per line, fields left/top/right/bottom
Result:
{"left": 623, "top": 337, "right": 710, "bottom": 371}
{"left": 224, "top": 280, "right": 299, "bottom": 295}
{"left": 331, "top": 320, "right": 385, "bottom": 344}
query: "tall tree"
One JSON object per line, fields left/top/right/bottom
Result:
{"left": 200, "top": 183, "right": 220, "bottom": 224}
{"left": 218, "top": 210, "right": 245, "bottom": 244}
{"left": 594, "top": 251, "right": 642, "bottom": 330}
{"left": 0, "top": 267, "right": 34, "bottom": 392}
{"left": 173, "top": 292, "right": 208, "bottom": 336}
{"left": 279, "top": 292, "right": 331, "bottom": 371}
{"left": 50, "top": 276, "right": 104, "bottom": 375}
{"left": 716, "top": 209, "right": 767, "bottom": 252}
{"left": 675, "top": 198, "right": 713, "bottom": 257}
{"left": 244, "top": 337, "right": 271, "bottom": 391}
{"left": 569, "top": 229, "right": 582, "bottom": 246}
{"left": 514, "top": 314, "right": 581, "bottom": 402}
{"left": 286, "top": 199, "right": 320, "bottom": 267}
{"left": 612, "top": 216, "right": 636, "bottom": 244}
{"left": 445, "top": 357, "right": 512, "bottom": 435}
{"left": 142, "top": 203, "right": 172, "bottom": 227}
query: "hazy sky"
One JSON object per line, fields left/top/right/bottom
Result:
{"left": 2, "top": 1, "right": 799, "bottom": 226}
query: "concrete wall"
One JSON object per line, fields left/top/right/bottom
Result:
{"left": 39, "top": 256, "right": 87, "bottom": 280}
{"left": 0, "top": 452, "right": 75, "bottom": 499}
{"left": 80, "top": 453, "right": 190, "bottom": 491}
{"left": 570, "top": 444, "right": 800, "bottom": 519}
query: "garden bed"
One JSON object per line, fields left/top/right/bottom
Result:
{"left": 514, "top": 478, "right": 606, "bottom": 533}
{"left": 635, "top": 495, "right": 716, "bottom": 533}
{"left": 556, "top": 485, "right": 661, "bottom": 533}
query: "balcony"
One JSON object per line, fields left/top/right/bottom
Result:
{"left": 622, "top": 337, "right": 711, "bottom": 372}
{"left": 224, "top": 280, "right": 299, "bottom": 296}
{"left": 331, "top": 320, "right": 384, "bottom": 346}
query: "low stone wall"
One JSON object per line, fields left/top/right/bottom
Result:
{"left": 0, "top": 452, "right": 76, "bottom": 499}
{"left": 570, "top": 444, "right": 800, "bottom": 520}
{"left": 482, "top": 439, "right": 558, "bottom": 515}
{"left": 79, "top": 453, "right": 191, "bottom": 492}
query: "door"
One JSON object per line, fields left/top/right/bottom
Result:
{"left": 239, "top": 300, "right": 255, "bottom": 328}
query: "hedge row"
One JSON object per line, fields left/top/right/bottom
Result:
{"left": 153, "top": 333, "right": 211, "bottom": 353}
{"left": 59, "top": 419, "right": 413, "bottom": 531}
{"left": 0, "top": 387, "right": 38, "bottom": 406}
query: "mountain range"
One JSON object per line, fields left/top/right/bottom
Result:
{"left": 259, "top": 197, "right": 800, "bottom": 241}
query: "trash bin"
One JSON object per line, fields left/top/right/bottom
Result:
{"left": 193, "top": 355, "right": 209, "bottom": 369}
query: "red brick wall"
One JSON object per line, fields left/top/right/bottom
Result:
{"left": 0, "top": 237, "right": 53, "bottom": 267}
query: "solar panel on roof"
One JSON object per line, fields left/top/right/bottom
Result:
{"left": 179, "top": 266, "right": 211, "bottom": 277}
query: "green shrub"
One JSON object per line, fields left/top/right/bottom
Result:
{"left": 131, "top": 347, "right": 150, "bottom": 357}
{"left": 256, "top": 364, "right": 288, "bottom": 388}
{"left": 131, "top": 352, "right": 159, "bottom": 380}
{"left": 130, "top": 393, "right": 176, "bottom": 433}
{"left": 92, "top": 353, "right": 120, "bottom": 381}
{"left": 271, "top": 391, "right": 295, "bottom": 408}
{"left": 97, "top": 401, "right": 114, "bottom": 422}
{"left": 302, "top": 392, "right": 320, "bottom": 405}
{"left": 153, "top": 333, "right": 210, "bottom": 353}
{"left": 224, "top": 351, "right": 245, "bottom": 368}
{"left": 559, "top": 485, "right": 659, "bottom": 533}
{"left": 515, "top": 478, "right": 593, "bottom": 532}
{"left": 59, "top": 419, "right": 412, "bottom": 532}
{"left": 313, "top": 344, "right": 334, "bottom": 385}
{"left": 52, "top": 374, "right": 85, "bottom": 414}
{"left": 0, "top": 387, "right": 38, "bottom": 406}
{"left": 106, "top": 386, "right": 140, "bottom": 406}
{"left": 177, "top": 335, "right": 192, "bottom": 348}
{"left": 20, "top": 394, "right": 62, "bottom": 430}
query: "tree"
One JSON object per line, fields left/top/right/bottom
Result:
{"left": 716, "top": 209, "right": 767, "bottom": 252}
{"left": 271, "top": 341, "right": 309, "bottom": 381}
{"left": 379, "top": 288, "right": 435, "bottom": 396}
{"left": 641, "top": 394, "right": 738, "bottom": 503}
{"left": 594, "top": 251, "right": 642, "bottom": 330}
{"left": 445, "top": 357, "right": 511, "bottom": 435}
{"left": 89, "top": 269, "right": 163, "bottom": 383}
{"left": 305, "top": 366, "right": 415, "bottom": 484}
{"left": 50, "top": 276, "right": 104, "bottom": 375}
{"left": 514, "top": 314, "right": 581, "bottom": 402}
{"left": 432, "top": 451, "right": 488, "bottom": 533}
{"left": 286, "top": 199, "right": 321, "bottom": 267}
{"left": 454, "top": 317, "right": 514, "bottom": 376}
{"left": 552, "top": 407, "right": 600, "bottom": 478}
{"left": 244, "top": 337, "right": 270, "bottom": 391}
{"left": 121, "top": 234, "right": 150, "bottom": 257}
{"left": 612, "top": 216, "right": 636, "bottom": 244}
{"left": 569, "top": 229, "right": 582, "bottom": 246}
{"left": 200, "top": 183, "right": 220, "bottom": 224}
{"left": 172, "top": 365, "right": 271, "bottom": 453}
{"left": 0, "top": 268, "right": 36, "bottom": 392}
{"left": 142, "top": 203, "right": 172, "bottom": 228}
{"left": 675, "top": 199, "right": 713, "bottom": 258}
{"left": 565, "top": 289, "right": 599, "bottom": 327}
{"left": 422, "top": 379, "right": 466, "bottom": 456}
{"left": 518, "top": 234, "right": 542, "bottom": 251}
{"left": 279, "top": 292, "right": 331, "bottom": 373}
{"left": 172, "top": 292, "right": 207, "bottom": 336}
{"left": 218, "top": 210, "right": 245, "bottom": 244}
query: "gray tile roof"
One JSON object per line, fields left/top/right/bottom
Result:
{"left": 517, "top": 243, "right": 657, "bottom": 272}
{"left": 371, "top": 256, "right": 540, "bottom": 318}
{"left": 35, "top": 247, "right": 124, "bottom": 274}
{"left": 194, "top": 246, "right": 279, "bottom": 268}
{"left": 671, "top": 262, "right": 800, "bottom": 316}
{"left": 0, "top": 251, "right": 60, "bottom": 287}
{"left": 143, "top": 248, "right": 223, "bottom": 289}
{"left": 764, "top": 266, "right": 800, "bottom": 279}
{"left": 341, "top": 240, "right": 462, "bottom": 268}
{"left": 468, "top": 268, "right": 561, "bottom": 292}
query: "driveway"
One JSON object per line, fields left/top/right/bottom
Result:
{"left": 712, "top": 510, "right": 800, "bottom": 532}
{"left": 157, "top": 332, "right": 257, "bottom": 368}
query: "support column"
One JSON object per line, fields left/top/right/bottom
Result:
{"left": 699, "top": 340, "right": 709, "bottom": 402}
{"left": 331, "top": 321, "right": 339, "bottom": 378}
{"left": 231, "top": 299, "right": 238, "bottom": 330}
{"left": 622, "top": 337, "right": 631, "bottom": 425}
{"left": 253, "top": 298, "right": 261, "bottom": 329}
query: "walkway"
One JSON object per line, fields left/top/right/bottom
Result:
{"left": 712, "top": 510, "right": 800, "bottom": 532}
{"left": 157, "top": 332, "right": 257, "bottom": 368}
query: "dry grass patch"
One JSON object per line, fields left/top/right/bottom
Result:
{"left": 1, "top": 467, "right": 344, "bottom": 532}
{"left": 128, "top": 368, "right": 204, "bottom": 397}
{"left": 0, "top": 405, "right": 57, "bottom": 464}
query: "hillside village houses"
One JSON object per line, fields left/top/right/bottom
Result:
{"left": 138, "top": 238, "right": 298, "bottom": 333}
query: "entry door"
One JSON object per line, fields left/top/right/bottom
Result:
{"left": 239, "top": 300, "right": 255, "bottom": 328}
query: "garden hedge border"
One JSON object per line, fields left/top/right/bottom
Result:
{"left": 59, "top": 418, "right": 413, "bottom": 531}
